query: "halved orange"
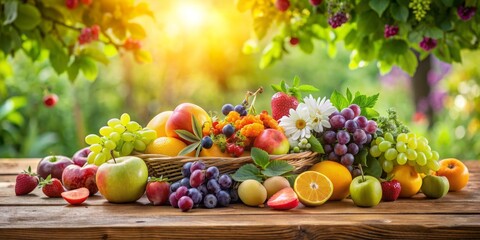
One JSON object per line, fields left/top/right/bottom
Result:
{"left": 294, "top": 171, "right": 333, "bottom": 207}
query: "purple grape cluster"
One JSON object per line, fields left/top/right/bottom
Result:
{"left": 384, "top": 25, "right": 399, "bottom": 38}
{"left": 169, "top": 161, "right": 237, "bottom": 211}
{"left": 322, "top": 104, "right": 378, "bottom": 172}
{"left": 457, "top": 5, "right": 477, "bottom": 21}
{"left": 419, "top": 37, "right": 437, "bottom": 51}
{"left": 328, "top": 12, "right": 348, "bottom": 28}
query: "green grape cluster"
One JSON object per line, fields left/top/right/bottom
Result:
{"left": 409, "top": 0, "right": 431, "bottom": 21}
{"left": 84, "top": 113, "right": 157, "bottom": 166}
{"left": 369, "top": 132, "right": 440, "bottom": 174}
{"left": 290, "top": 138, "right": 311, "bottom": 153}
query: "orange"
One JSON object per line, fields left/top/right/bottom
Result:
{"left": 389, "top": 165, "right": 422, "bottom": 198}
{"left": 146, "top": 111, "right": 173, "bottom": 138}
{"left": 309, "top": 161, "right": 352, "bottom": 200}
{"left": 145, "top": 137, "right": 194, "bottom": 157}
{"left": 436, "top": 158, "right": 469, "bottom": 191}
{"left": 293, "top": 171, "right": 333, "bottom": 206}
{"left": 200, "top": 144, "right": 231, "bottom": 157}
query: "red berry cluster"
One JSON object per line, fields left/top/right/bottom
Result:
{"left": 275, "top": 0, "right": 290, "bottom": 12}
{"left": 457, "top": 5, "right": 477, "bottom": 21}
{"left": 328, "top": 12, "right": 348, "bottom": 28}
{"left": 226, "top": 143, "right": 244, "bottom": 157}
{"left": 123, "top": 38, "right": 142, "bottom": 51}
{"left": 384, "top": 25, "right": 399, "bottom": 38}
{"left": 65, "top": 0, "right": 92, "bottom": 9}
{"left": 419, "top": 37, "right": 437, "bottom": 51}
{"left": 78, "top": 25, "right": 100, "bottom": 45}
{"left": 309, "top": 0, "right": 323, "bottom": 6}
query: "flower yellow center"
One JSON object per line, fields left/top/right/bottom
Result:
{"left": 296, "top": 119, "right": 306, "bottom": 129}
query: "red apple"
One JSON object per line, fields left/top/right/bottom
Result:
{"left": 37, "top": 155, "right": 74, "bottom": 181}
{"left": 146, "top": 177, "right": 171, "bottom": 206}
{"left": 62, "top": 164, "right": 98, "bottom": 195}
{"left": 165, "top": 103, "right": 211, "bottom": 143}
{"left": 253, "top": 129, "right": 290, "bottom": 155}
{"left": 72, "top": 147, "right": 91, "bottom": 167}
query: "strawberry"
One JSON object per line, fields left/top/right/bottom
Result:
{"left": 39, "top": 175, "right": 65, "bottom": 198}
{"left": 271, "top": 77, "right": 318, "bottom": 121}
{"left": 267, "top": 187, "right": 299, "bottom": 210}
{"left": 15, "top": 166, "right": 39, "bottom": 196}
{"left": 381, "top": 179, "right": 401, "bottom": 202}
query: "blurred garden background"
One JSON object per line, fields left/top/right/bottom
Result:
{"left": 1, "top": 0, "right": 479, "bottom": 159}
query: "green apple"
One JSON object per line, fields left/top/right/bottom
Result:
{"left": 349, "top": 175, "right": 382, "bottom": 207}
{"left": 421, "top": 175, "right": 449, "bottom": 199}
{"left": 96, "top": 156, "right": 148, "bottom": 203}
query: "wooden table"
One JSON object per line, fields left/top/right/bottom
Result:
{"left": 0, "top": 159, "right": 479, "bottom": 239}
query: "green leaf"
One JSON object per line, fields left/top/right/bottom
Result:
{"left": 67, "top": 58, "right": 81, "bottom": 82}
{"left": 307, "top": 136, "right": 324, "bottom": 154}
{"left": 178, "top": 142, "right": 200, "bottom": 156}
{"left": 13, "top": 4, "right": 41, "bottom": 30}
{"left": 330, "top": 90, "right": 349, "bottom": 110}
{"left": 364, "top": 93, "right": 379, "bottom": 108}
{"left": 441, "top": 0, "right": 454, "bottom": 7}
{"left": 128, "top": 23, "right": 147, "bottom": 39}
{"left": 284, "top": 174, "right": 297, "bottom": 187}
{"left": 293, "top": 76, "right": 300, "bottom": 87}
{"left": 78, "top": 57, "right": 98, "bottom": 80}
{"left": 175, "top": 129, "right": 200, "bottom": 143}
{"left": 3, "top": 0, "right": 18, "bottom": 25}
{"left": 390, "top": 3, "right": 409, "bottom": 22}
{"left": 346, "top": 88, "right": 353, "bottom": 102}
{"left": 271, "top": 84, "right": 282, "bottom": 92}
{"left": 357, "top": 10, "right": 381, "bottom": 37}
{"left": 81, "top": 47, "right": 109, "bottom": 65}
{"left": 354, "top": 148, "right": 369, "bottom": 167}
{"left": 280, "top": 80, "right": 287, "bottom": 93}
{"left": 191, "top": 115, "right": 203, "bottom": 139}
{"left": 134, "top": 50, "right": 152, "bottom": 63}
{"left": 352, "top": 95, "right": 367, "bottom": 107}
{"left": 231, "top": 164, "right": 262, "bottom": 182}
{"left": 262, "top": 160, "right": 295, "bottom": 177}
{"left": 251, "top": 147, "right": 270, "bottom": 170}
{"left": 425, "top": 27, "right": 444, "bottom": 39}
{"left": 296, "top": 85, "right": 319, "bottom": 93}
{"left": 369, "top": 0, "right": 389, "bottom": 17}
{"left": 253, "top": 16, "right": 272, "bottom": 40}
{"left": 397, "top": 50, "right": 418, "bottom": 76}
{"left": 299, "top": 37, "right": 314, "bottom": 54}
{"left": 0, "top": 96, "right": 27, "bottom": 120}
{"left": 44, "top": 36, "right": 69, "bottom": 74}
{"left": 364, "top": 155, "right": 382, "bottom": 178}
{"left": 364, "top": 107, "right": 380, "bottom": 119}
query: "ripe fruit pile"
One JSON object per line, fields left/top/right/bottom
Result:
{"left": 370, "top": 132, "right": 440, "bottom": 174}
{"left": 322, "top": 104, "right": 378, "bottom": 172}
{"left": 84, "top": 113, "right": 157, "bottom": 166}
{"left": 169, "top": 161, "right": 236, "bottom": 212}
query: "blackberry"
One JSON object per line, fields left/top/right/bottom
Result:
{"left": 328, "top": 12, "right": 348, "bottom": 28}
{"left": 384, "top": 25, "right": 399, "bottom": 38}
{"left": 419, "top": 37, "right": 437, "bottom": 51}
{"left": 457, "top": 5, "right": 477, "bottom": 21}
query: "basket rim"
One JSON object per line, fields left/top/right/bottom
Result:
{"left": 135, "top": 151, "right": 320, "bottom": 162}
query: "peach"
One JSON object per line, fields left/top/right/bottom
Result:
{"left": 165, "top": 103, "right": 211, "bottom": 143}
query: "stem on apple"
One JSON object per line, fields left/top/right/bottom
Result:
{"left": 358, "top": 163, "right": 365, "bottom": 183}
{"left": 110, "top": 150, "right": 117, "bottom": 164}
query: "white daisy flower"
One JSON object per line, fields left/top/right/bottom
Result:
{"left": 279, "top": 106, "right": 313, "bottom": 141}
{"left": 303, "top": 95, "right": 337, "bottom": 133}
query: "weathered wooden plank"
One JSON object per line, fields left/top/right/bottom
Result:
{"left": 1, "top": 213, "right": 479, "bottom": 239}
{"left": 0, "top": 159, "right": 40, "bottom": 175}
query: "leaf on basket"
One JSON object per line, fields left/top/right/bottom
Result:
{"left": 191, "top": 115, "right": 203, "bottom": 140}
{"left": 175, "top": 130, "right": 200, "bottom": 143}
{"left": 307, "top": 136, "right": 324, "bottom": 154}
{"left": 179, "top": 142, "right": 200, "bottom": 156}
{"left": 231, "top": 164, "right": 262, "bottom": 182}
{"left": 251, "top": 147, "right": 270, "bottom": 170}
{"left": 284, "top": 174, "right": 298, "bottom": 187}
{"left": 261, "top": 160, "right": 295, "bottom": 177}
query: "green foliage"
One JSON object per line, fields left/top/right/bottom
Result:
{"left": 237, "top": 0, "right": 480, "bottom": 76}
{"left": 330, "top": 88, "right": 380, "bottom": 119}
{"left": 0, "top": 0, "right": 153, "bottom": 82}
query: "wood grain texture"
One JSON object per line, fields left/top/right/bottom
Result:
{"left": 0, "top": 159, "right": 479, "bottom": 239}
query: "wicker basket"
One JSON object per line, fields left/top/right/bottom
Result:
{"left": 135, "top": 151, "right": 321, "bottom": 182}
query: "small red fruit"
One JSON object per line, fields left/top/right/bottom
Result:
{"left": 61, "top": 187, "right": 89, "bottom": 205}
{"left": 81, "top": 0, "right": 93, "bottom": 5}
{"left": 40, "top": 175, "right": 65, "bottom": 198}
{"left": 309, "top": 0, "right": 323, "bottom": 6}
{"left": 43, "top": 94, "right": 58, "bottom": 107}
{"left": 381, "top": 179, "right": 401, "bottom": 201}
{"left": 275, "top": 0, "right": 290, "bottom": 12}
{"left": 146, "top": 177, "right": 171, "bottom": 206}
{"left": 65, "top": 0, "right": 79, "bottom": 9}
{"left": 15, "top": 166, "right": 39, "bottom": 196}
{"left": 267, "top": 187, "right": 299, "bottom": 210}
{"left": 289, "top": 37, "right": 299, "bottom": 46}
{"left": 124, "top": 38, "right": 142, "bottom": 51}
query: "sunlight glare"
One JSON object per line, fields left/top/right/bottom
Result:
{"left": 177, "top": 3, "right": 206, "bottom": 28}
